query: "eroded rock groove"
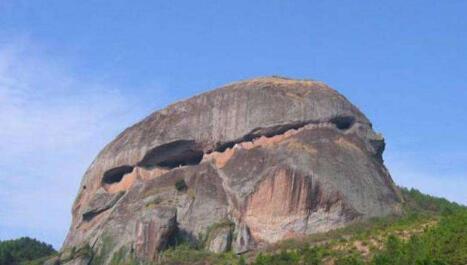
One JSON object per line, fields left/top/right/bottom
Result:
{"left": 102, "top": 165, "right": 134, "bottom": 185}
{"left": 138, "top": 140, "right": 204, "bottom": 169}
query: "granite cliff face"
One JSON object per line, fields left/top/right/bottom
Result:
{"left": 60, "top": 77, "right": 401, "bottom": 264}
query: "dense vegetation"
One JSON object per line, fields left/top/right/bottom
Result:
{"left": 372, "top": 210, "right": 466, "bottom": 265}
{"left": 0, "top": 237, "right": 56, "bottom": 265}
{"left": 399, "top": 187, "right": 464, "bottom": 215}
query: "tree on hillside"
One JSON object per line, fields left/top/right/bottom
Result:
{"left": 0, "top": 237, "right": 56, "bottom": 265}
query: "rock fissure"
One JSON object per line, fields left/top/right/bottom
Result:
{"left": 212, "top": 116, "right": 356, "bottom": 153}
{"left": 212, "top": 166, "right": 239, "bottom": 220}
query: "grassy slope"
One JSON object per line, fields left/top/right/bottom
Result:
{"left": 159, "top": 187, "right": 466, "bottom": 265}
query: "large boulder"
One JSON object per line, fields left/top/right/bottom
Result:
{"left": 61, "top": 76, "right": 402, "bottom": 264}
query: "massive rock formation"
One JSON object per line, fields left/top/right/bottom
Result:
{"left": 60, "top": 77, "right": 401, "bottom": 264}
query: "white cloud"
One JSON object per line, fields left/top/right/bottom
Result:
{"left": 0, "top": 39, "right": 159, "bottom": 248}
{"left": 0, "top": 41, "right": 126, "bottom": 153}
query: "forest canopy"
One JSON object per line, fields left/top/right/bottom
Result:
{"left": 0, "top": 237, "right": 56, "bottom": 265}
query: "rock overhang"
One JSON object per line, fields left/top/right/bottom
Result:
{"left": 61, "top": 76, "right": 401, "bottom": 264}
{"left": 77, "top": 77, "right": 372, "bottom": 184}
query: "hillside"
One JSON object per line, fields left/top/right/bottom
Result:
{"left": 16, "top": 187, "right": 465, "bottom": 264}
{"left": 0, "top": 237, "right": 56, "bottom": 265}
{"left": 26, "top": 188, "right": 464, "bottom": 265}
{"left": 157, "top": 187, "right": 467, "bottom": 265}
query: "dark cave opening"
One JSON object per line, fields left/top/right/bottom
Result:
{"left": 102, "top": 165, "right": 134, "bottom": 185}
{"left": 330, "top": 116, "right": 355, "bottom": 130}
{"left": 214, "top": 141, "right": 236, "bottom": 153}
{"left": 82, "top": 211, "right": 98, "bottom": 221}
{"left": 138, "top": 140, "right": 204, "bottom": 169}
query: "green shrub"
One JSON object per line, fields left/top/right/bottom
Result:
{"left": 335, "top": 254, "right": 365, "bottom": 265}
{"left": 0, "top": 237, "right": 56, "bottom": 265}
{"left": 160, "top": 243, "right": 244, "bottom": 265}
{"left": 371, "top": 210, "right": 467, "bottom": 265}
{"left": 301, "top": 247, "right": 323, "bottom": 265}
{"left": 252, "top": 250, "right": 301, "bottom": 265}
{"left": 399, "top": 187, "right": 464, "bottom": 215}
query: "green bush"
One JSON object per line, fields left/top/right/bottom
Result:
{"left": 252, "top": 250, "right": 303, "bottom": 265}
{"left": 160, "top": 243, "right": 244, "bottom": 265}
{"left": 335, "top": 255, "right": 365, "bottom": 265}
{"left": 399, "top": 187, "right": 464, "bottom": 215}
{"left": 0, "top": 237, "right": 56, "bottom": 265}
{"left": 371, "top": 210, "right": 467, "bottom": 265}
{"left": 301, "top": 247, "right": 323, "bottom": 265}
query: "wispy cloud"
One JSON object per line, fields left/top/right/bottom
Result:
{"left": 0, "top": 38, "right": 161, "bottom": 248}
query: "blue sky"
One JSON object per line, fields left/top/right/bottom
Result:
{"left": 0, "top": 1, "right": 466, "bottom": 249}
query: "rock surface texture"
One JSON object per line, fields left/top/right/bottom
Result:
{"left": 60, "top": 77, "right": 402, "bottom": 264}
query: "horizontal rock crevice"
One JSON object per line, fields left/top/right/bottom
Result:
{"left": 213, "top": 116, "right": 356, "bottom": 153}
{"left": 100, "top": 116, "right": 358, "bottom": 189}
{"left": 138, "top": 140, "right": 204, "bottom": 169}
